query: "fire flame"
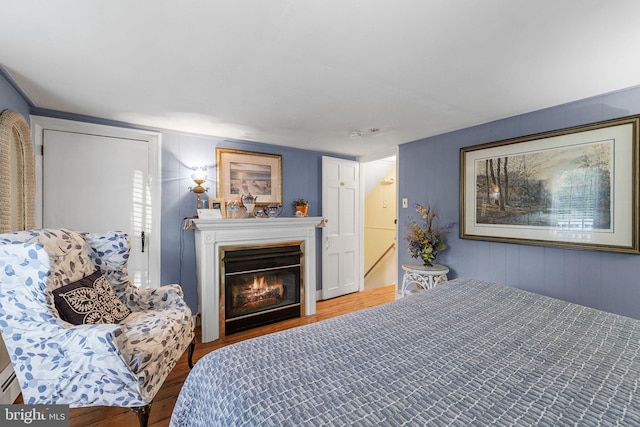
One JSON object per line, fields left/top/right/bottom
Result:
{"left": 234, "top": 275, "right": 284, "bottom": 303}
{"left": 229, "top": 274, "right": 287, "bottom": 315}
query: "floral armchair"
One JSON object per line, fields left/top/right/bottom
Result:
{"left": 0, "top": 228, "right": 195, "bottom": 427}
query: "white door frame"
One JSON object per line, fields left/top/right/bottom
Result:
{"left": 30, "top": 116, "right": 162, "bottom": 288}
{"left": 358, "top": 146, "right": 400, "bottom": 292}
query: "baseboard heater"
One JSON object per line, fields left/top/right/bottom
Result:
{"left": 0, "top": 365, "right": 20, "bottom": 404}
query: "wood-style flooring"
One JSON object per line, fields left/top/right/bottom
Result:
{"left": 15, "top": 284, "right": 396, "bottom": 427}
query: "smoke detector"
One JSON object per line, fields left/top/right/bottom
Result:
{"left": 349, "top": 128, "right": 383, "bottom": 139}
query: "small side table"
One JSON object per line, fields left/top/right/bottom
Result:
{"left": 401, "top": 263, "right": 449, "bottom": 296}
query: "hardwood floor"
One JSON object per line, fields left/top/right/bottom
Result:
{"left": 15, "top": 284, "right": 396, "bottom": 427}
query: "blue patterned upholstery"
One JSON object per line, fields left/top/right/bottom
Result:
{"left": 0, "top": 229, "right": 194, "bottom": 417}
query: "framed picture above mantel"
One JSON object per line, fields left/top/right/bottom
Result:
{"left": 460, "top": 114, "right": 640, "bottom": 254}
{"left": 216, "top": 148, "right": 282, "bottom": 206}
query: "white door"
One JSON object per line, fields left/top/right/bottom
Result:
{"left": 33, "top": 117, "right": 161, "bottom": 288}
{"left": 322, "top": 156, "right": 361, "bottom": 299}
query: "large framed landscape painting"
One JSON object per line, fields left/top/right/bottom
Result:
{"left": 460, "top": 115, "right": 640, "bottom": 254}
{"left": 216, "top": 148, "right": 282, "bottom": 205}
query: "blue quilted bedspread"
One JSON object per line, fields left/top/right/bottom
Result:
{"left": 171, "top": 278, "right": 640, "bottom": 426}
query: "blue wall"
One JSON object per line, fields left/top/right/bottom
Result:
{"left": 160, "top": 131, "right": 351, "bottom": 310}
{"left": 0, "top": 68, "right": 31, "bottom": 123}
{"left": 399, "top": 85, "right": 640, "bottom": 320}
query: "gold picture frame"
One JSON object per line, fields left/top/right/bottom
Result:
{"left": 216, "top": 148, "right": 282, "bottom": 205}
{"left": 460, "top": 114, "right": 640, "bottom": 254}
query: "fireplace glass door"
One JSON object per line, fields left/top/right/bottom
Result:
{"left": 221, "top": 243, "right": 303, "bottom": 335}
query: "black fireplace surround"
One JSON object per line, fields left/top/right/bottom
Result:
{"left": 221, "top": 242, "right": 303, "bottom": 335}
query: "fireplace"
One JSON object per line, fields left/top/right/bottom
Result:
{"left": 192, "top": 216, "right": 319, "bottom": 343}
{"left": 221, "top": 242, "right": 304, "bottom": 335}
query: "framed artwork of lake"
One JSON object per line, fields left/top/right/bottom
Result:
{"left": 460, "top": 115, "right": 640, "bottom": 254}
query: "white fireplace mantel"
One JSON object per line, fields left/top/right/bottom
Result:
{"left": 192, "top": 217, "right": 321, "bottom": 343}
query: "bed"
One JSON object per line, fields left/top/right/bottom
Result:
{"left": 170, "top": 278, "right": 640, "bottom": 426}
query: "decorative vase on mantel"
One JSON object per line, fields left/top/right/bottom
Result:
{"left": 293, "top": 199, "right": 309, "bottom": 217}
{"left": 241, "top": 193, "right": 257, "bottom": 217}
{"left": 295, "top": 205, "right": 308, "bottom": 217}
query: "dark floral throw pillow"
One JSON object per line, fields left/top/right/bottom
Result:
{"left": 53, "top": 271, "right": 131, "bottom": 324}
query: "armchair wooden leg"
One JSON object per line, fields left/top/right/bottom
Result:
{"left": 188, "top": 338, "right": 196, "bottom": 369}
{"left": 131, "top": 404, "right": 151, "bottom": 427}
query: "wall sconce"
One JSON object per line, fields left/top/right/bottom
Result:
{"left": 188, "top": 166, "right": 209, "bottom": 209}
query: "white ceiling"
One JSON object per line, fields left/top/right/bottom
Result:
{"left": 2, "top": 1, "right": 640, "bottom": 157}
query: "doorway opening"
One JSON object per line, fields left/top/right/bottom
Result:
{"left": 362, "top": 155, "right": 397, "bottom": 291}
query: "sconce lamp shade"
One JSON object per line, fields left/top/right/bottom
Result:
{"left": 191, "top": 168, "right": 207, "bottom": 184}
{"left": 188, "top": 167, "right": 209, "bottom": 209}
